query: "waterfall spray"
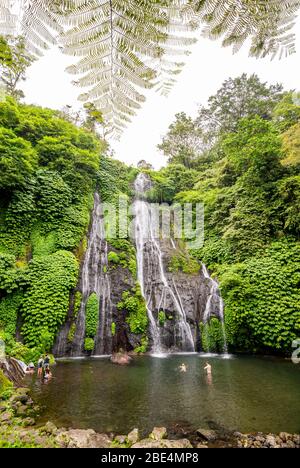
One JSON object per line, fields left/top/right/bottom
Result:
{"left": 133, "top": 173, "right": 195, "bottom": 354}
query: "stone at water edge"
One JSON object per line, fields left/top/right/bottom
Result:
{"left": 42, "top": 421, "right": 58, "bottom": 435}
{"left": 22, "top": 417, "right": 36, "bottom": 427}
{"left": 150, "top": 427, "right": 168, "bottom": 441}
{"left": 0, "top": 411, "right": 12, "bottom": 423}
{"left": 196, "top": 428, "right": 218, "bottom": 441}
{"left": 127, "top": 428, "right": 139, "bottom": 445}
{"left": 56, "top": 429, "right": 96, "bottom": 448}
{"left": 163, "top": 439, "right": 193, "bottom": 448}
{"left": 56, "top": 429, "right": 113, "bottom": 448}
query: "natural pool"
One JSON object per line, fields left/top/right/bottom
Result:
{"left": 28, "top": 354, "right": 300, "bottom": 436}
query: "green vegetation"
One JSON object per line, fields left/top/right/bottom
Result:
{"left": 111, "top": 322, "right": 116, "bottom": 337}
{"left": 0, "top": 370, "right": 12, "bottom": 395}
{"left": 85, "top": 293, "right": 99, "bottom": 338}
{"left": 0, "top": 97, "right": 105, "bottom": 355}
{"left": 157, "top": 74, "right": 300, "bottom": 355}
{"left": 107, "top": 240, "right": 137, "bottom": 278}
{"left": 200, "top": 319, "right": 225, "bottom": 353}
{"left": 134, "top": 336, "right": 149, "bottom": 354}
{"left": 158, "top": 311, "right": 167, "bottom": 327}
{"left": 84, "top": 338, "right": 95, "bottom": 352}
{"left": 168, "top": 252, "right": 200, "bottom": 275}
{"left": 21, "top": 252, "right": 79, "bottom": 348}
{"left": 108, "top": 251, "right": 120, "bottom": 265}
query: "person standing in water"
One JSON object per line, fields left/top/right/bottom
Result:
{"left": 204, "top": 362, "right": 212, "bottom": 375}
{"left": 43, "top": 355, "right": 50, "bottom": 370}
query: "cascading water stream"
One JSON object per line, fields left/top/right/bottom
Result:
{"left": 202, "top": 264, "right": 228, "bottom": 354}
{"left": 133, "top": 173, "right": 195, "bottom": 354}
{"left": 71, "top": 193, "right": 112, "bottom": 357}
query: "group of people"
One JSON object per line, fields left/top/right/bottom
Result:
{"left": 179, "top": 362, "right": 212, "bottom": 376}
{"left": 25, "top": 355, "right": 52, "bottom": 380}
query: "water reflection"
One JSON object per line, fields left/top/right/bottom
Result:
{"left": 29, "top": 355, "right": 300, "bottom": 435}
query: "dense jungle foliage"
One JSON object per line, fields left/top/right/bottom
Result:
{"left": 152, "top": 74, "right": 300, "bottom": 355}
{"left": 0, "top": 73, "right": 299, "bottom": 360}
{"left": 0, "top": 97, "right": 136, "bottom": 362}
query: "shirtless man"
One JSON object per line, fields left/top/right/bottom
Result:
{"left": 204, "top": 362, "right": 212, "bottom": 375}
{"left": 179, "top": 363, "right": 187, "bottom": 373}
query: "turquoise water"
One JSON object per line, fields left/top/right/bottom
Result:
{"left": 29, "top": 354, "right": 300, "bottom": 435}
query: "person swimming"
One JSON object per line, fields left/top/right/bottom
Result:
{"left": 179, "top": 363, "right": 187, "bottom": 373}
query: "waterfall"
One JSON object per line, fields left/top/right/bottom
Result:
{"left": 202, "top": 265, "right": 228, "bottom": 354}
{"left": 71, "top": 193, "right": 113, "bottom": 356}
{"left": 133, "top": 173, "right": 195, "bottom": 354}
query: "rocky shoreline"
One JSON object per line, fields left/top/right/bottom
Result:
{"left": 0, "top": 387, "right": 299, "bottom": 448}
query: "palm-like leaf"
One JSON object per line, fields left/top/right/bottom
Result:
{"left": 0, "top": 1, "right": 299, "bottom": 136}
{"left": 61, "top": 0, "right": 194, "bottom": 138}
{"left": 191, "top": 0, "right": 300, "bottom": 59}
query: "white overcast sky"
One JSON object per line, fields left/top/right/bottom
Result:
{"left": 22, "top": 18, "right": 300, "bottom": 169}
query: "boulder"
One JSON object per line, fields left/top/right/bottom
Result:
{"left": 43, "top": 421, "right": 58, "bottom": 435}
{"left": 279, "top": 432, "right": 290, "bottom": 443}
{"left": 150, "top": 427, "right": 167, "bottom": 441}
{"left": 0, "top": 411, "right": 12, "bottom": 423}
{"left": 111, "top": 352, "right": 132, "bottom": 366}
{"left": 56, "top": 429, "right": 112, "bottom": 448}
{"left": 197, "top": 443, "right": 208, "bottom": 449}
{"left": 114, "top": 435, "right": 127, "bottom": 444}
{"left": 265, "top": 435, "right": 276, "bottom": 448}
{"left": 22, "top": 417, "right": 36, "bottom": 427}
{"left": 88, "top": 433, "right": 113, "bottom": 448}
{"left": 56, "top": 429, "right": 95, "bottom": 448}
{"left": 127, "top": 428, "right": 139, "bottom": 445}
{"left": 197, "top": 428, "right": 218, "bottom": 441}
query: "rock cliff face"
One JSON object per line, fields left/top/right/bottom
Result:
{"left": 53, "top": 182, "right": 225, "bottom": 357}
{"left": 138, "top": 238, "right": 222, "bottom": 352}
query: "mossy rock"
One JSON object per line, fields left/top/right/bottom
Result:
{"left": 0, "top": 370, "right": 13, "bottom": 397}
